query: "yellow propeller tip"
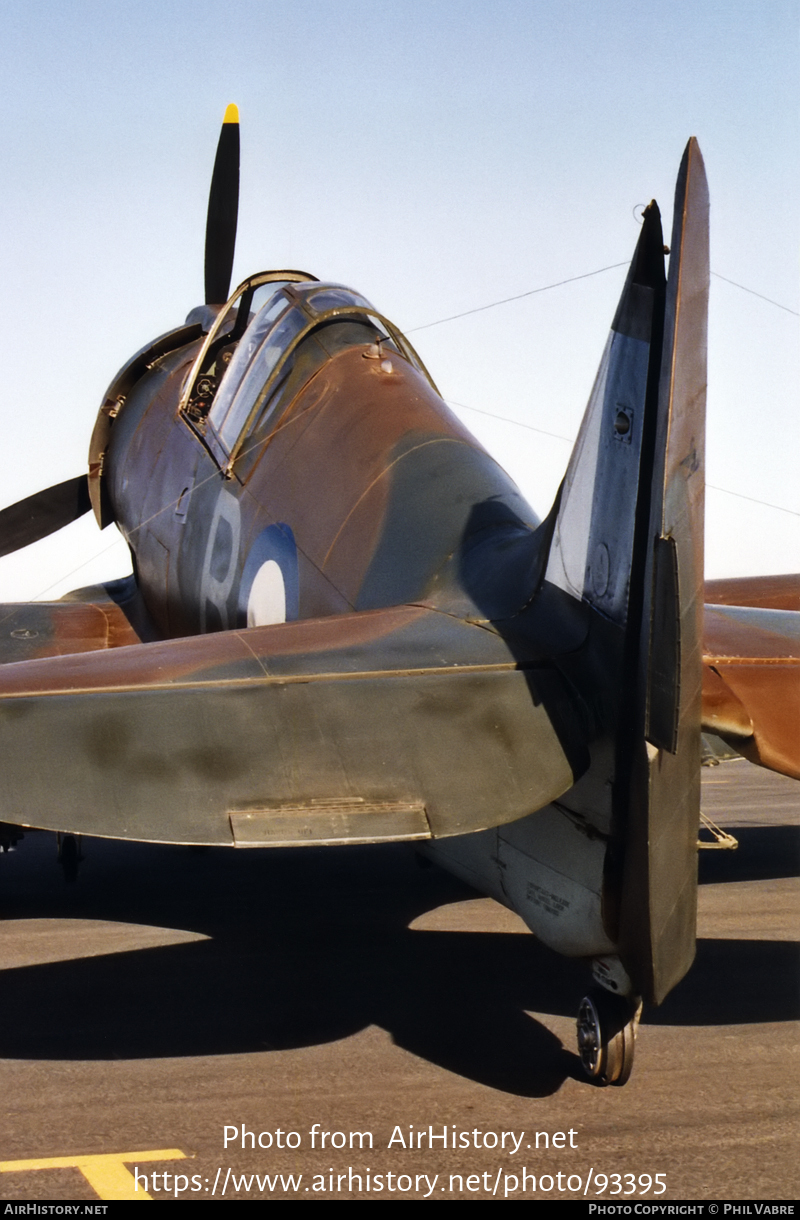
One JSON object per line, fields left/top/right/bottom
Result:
{"left": 223, "top": 103, "right": 239, "bottom": 125}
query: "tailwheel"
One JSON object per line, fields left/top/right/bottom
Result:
{"left": 576, "top": 988, "right": 641, "bottom": 1086}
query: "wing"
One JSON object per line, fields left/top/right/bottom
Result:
{"left": 701, "top": 577, "right": 800, "bottom": 778}
{"left": 0, "top": 602, "right": 579, "bottom": 846}
{"left": 702, "top": 604, "right": 800, "bottom": 780}
{"left": 0, "top": 580, "right": 143, "bottom": 663}
{"left": 704, "top": 573, "right": 800, "bottom": 612}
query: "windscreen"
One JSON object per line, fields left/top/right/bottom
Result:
{"left": 210, "top": 301, "right": 307, "bottom": 453}
{"left": 208, "top": 286, "right": 293, "bottom": 445}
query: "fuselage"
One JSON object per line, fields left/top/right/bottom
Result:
{"left": 101, "top": 275, "right": 541, "bottom": 640}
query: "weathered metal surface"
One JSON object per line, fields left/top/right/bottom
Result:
{"left": 0, "top": 600, "right": 140, "bottom": 664}
{"left": 498, "top": 802, "right": 616, "bottom": 957}
{"left": 229, "top": 798, "right": 430, "bottom": 847}
{"left": 88, "top": 325, "right": 203, "bottom": 528}
{"left": 106, "top": 329, "right": 526, "bottom": 638}
{"left": 0, "top": 604, "right": 518, "bottom": 693}
{"left": 0, "top": 607, "right": 577, "bottom": 844}
{"left": 701, "top": 662, "right": 753, "bottom": 738}
{"left": 703, "top": 604, "right": 800, "bottom": 780}
{"left": 704, "top": 572, "right": 800, "bottom": 612}
{"left": 704, "top": 604, "right": 800, "bottom": 656}
{"left": 531, "top": 197, "right": 680, "bottom": 995}
{"left": 618, "top": 139, "right": 708, "bottom": 1005}
{"left": 545, "top": 315, "right": 653, "bottom": 624}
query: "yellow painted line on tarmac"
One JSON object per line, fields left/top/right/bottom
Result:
{"left": 0, "top": 1149, "right": 186, "bottom": 1201}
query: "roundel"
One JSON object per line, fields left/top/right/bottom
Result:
{"left": 238, "top": 524, "right": 299, "bottom": 627}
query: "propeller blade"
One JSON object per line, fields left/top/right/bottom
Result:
{"left": 204, "top": 103, "right": 240, "bottom": 305}
{"left": 0, "top": 474, "right": 91, "bottom": 559}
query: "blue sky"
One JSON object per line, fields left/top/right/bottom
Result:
{"left": 0, "top": 0, "right": 796, "bottom": 597}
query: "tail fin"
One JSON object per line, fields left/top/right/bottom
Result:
{"left": 542, "top": 140, "right": 708, "bottom": 1002}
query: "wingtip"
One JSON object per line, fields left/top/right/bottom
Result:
{"left": 673, "top": 136, "right": 709, "bottom": 236}
{"left": 682, "top": 136, "right": 705, "bottom": 174}
{"left": 619, "top": 196, "right": 665, "bottom": 300}
{"left": 223, "top": 102, "right": 239, "bottom": 125}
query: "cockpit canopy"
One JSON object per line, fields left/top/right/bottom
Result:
{"left": 180, "top": 272, "right": 433, "bottom": 473}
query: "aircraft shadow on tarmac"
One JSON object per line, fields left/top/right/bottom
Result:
{"left": 697, "top": 825, "right": 800, "bottom": 884}
{"left": 0, "top": 827, "right": 797, "bottom": 1098}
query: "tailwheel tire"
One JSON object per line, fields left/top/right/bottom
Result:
{"left": 576, "top": 988, "right": 639, "bottom": 1086}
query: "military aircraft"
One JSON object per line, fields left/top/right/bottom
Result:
{"left": 0, "top": 108, "right": 797, "bottom": 1087}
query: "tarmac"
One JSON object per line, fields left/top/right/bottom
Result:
{"left": 0, "top": 758, "right": 797, "bottom": 1201}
